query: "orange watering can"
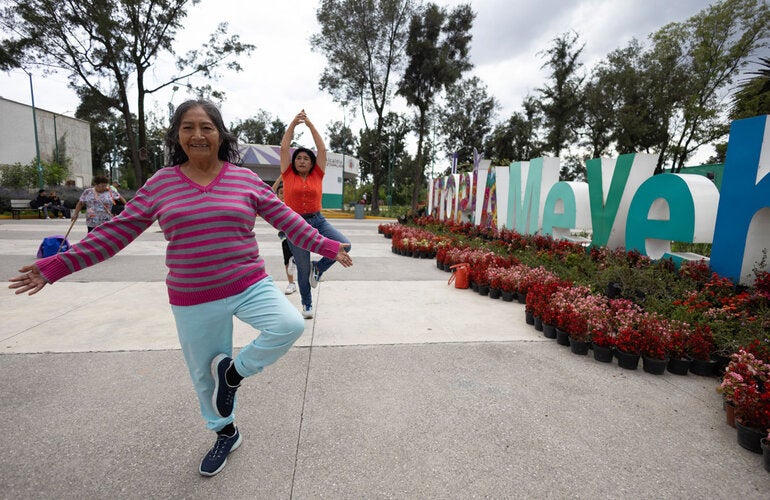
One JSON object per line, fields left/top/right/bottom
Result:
{"left": 448, "top": 263, "right": 470, "bottom": 289}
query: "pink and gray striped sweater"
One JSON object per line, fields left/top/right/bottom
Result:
{"left": 35, "top": 163, "right": 342, "bottom": 306}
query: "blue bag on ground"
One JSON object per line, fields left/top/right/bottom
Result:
{"left": 37, "top": 235, "right": 70, "bottom": 258}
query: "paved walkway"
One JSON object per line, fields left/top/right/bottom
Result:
{"left": 1, "top": 217, "right": 768, "bottom": 499}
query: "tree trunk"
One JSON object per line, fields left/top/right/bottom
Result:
{"left": 411, "top": 108, "right": 427, "bottom": 210}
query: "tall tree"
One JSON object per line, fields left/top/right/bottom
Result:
{"left": 579, "top": 76, "right": 614, "bottom": 159}
{"left": 652, "top": 0, "right": 770, "bottom": 171}
{"left": 483, "top": 95, "right": 543, "bottom": 165}
{"left": 312, "top": 0, "right": 415, "bottom": 215}
{"left": 537, "top": 31, "right": 585, "bottom": 158}
{"left": 231, "top": 111, "right": 286, "bottom": 145}
{"left": 398, "top": 2, "right": 474, "bottom": 209}
{"left": 439, "top": 76, "right": 497, "bottom": 164}
{"left": 327, "top": 121, "right": 357, "bottom": 156}
{"left": 1, "top": 0, "right": 254, "bottom": 184}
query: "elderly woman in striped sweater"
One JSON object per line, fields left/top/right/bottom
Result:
{"left": 8, "top": 99, "right": 352, "bottom": 477}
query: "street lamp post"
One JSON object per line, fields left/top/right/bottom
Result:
{"left": 386, "top": 143, "right": 393, "bottom": 209}
{"left": 24, "top": 69, "right": 44, "bottom": 190}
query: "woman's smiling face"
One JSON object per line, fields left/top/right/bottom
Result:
{"left": 178, "top": 106, "right": 221, "bottom": 163}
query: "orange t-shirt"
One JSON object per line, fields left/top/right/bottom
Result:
{"left": 282, "top": 166, "right": 324, "bottom": 215}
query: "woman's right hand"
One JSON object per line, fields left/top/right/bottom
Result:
{"left": 8, "top": 264, "right": 48, "bottom": 296}
{"left": 294, "top": 109, "right": 308, "bottom": 126}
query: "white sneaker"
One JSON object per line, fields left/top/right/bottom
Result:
{"left": 288, "top": 257, "right": 296, "bottom": 276}
{"left": 309, "top": 262, "right": 321, "bottom": 288}
{"left": 285, "top": 282, "right": 297, "bottom": 295}
{"left": 302, "top": 304, "right": 313, "bottom": 319}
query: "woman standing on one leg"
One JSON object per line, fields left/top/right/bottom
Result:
{"left": 280, "top": 109, "right": 351, "bottom": 319}
{"left": 8, "top": 99, "right": 352, "bottom": 477}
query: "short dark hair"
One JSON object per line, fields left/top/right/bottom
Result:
{"left": 38, "top": 189, "right": 46, "bottom": 194}
{"left": 291, "top": 147, "right": 317, "bottom": 175}
{"left": 93, "top": 175, "right": 109, "bottom": 185}
{"left": 165, "top": 99, "right": 240, "bottom": 166}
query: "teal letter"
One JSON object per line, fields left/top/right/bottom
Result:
{"left": 542, "top": 181, "right": 592, "bottom": 239}
{"left": 506, "top": 158, "right": 559, "bottom": 235}
{"left": 586, "top": 153, "right": 657, "bottom": 249}
{"left": 626, "top": 173, "right": 718, "bottom": 260}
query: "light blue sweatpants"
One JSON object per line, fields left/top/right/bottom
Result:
{"left": 171, "top": 277, "right": 304, "bottom": 431}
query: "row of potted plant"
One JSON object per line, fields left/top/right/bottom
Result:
{"left": 379, "top": 218, "right": 770, "bottom": 359}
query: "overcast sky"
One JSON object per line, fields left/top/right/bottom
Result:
{"left": 1, "top": 0, "right": 716, "bottom": 160}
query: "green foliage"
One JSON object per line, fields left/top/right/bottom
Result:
{"left": 484, "top": 96, "right": 543, "bottom": 164}
{"left": 650, "top": 0, "right": 770, "bottom": 171}
{"left": 327, "top": 120, "right": 356, "bottom": 155}
{"left": 0, "top": 162, "right": 38, "bottom": 188}
{"left": 439, "top": 76, "right": 497, "bottom": 163}
{"left": 537, "top": 31, "right": 585, "bottom": 157}
{"left": 398, "top": 2, "right": 475, "bottom": 207}
{"left": 231, "top": 110, "right": 286, "bottom": 145}
{"left": 2, "top": 0, "right": 255, "bottom": 185}
{"left": 731, "top": 56, "right": 770, "bottom": 119}
{"left": 313, "top": 0, "right": 415, "bottom": 213}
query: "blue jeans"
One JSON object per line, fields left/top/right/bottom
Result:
{"left": 286, "top": 213, "right": 350, "bottom": 307}
{"left": 171, "top": 277, "right": 304, "bottom": 431}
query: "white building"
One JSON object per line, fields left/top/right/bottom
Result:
{"left": 0, "top": 97, "right": 93, "bottom": 187}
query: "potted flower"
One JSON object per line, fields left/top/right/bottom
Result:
{"left": 591, "top": 329, "right": 615, "bottom": 363}
{"left": 731, "top": 349, "right": 770, "bottom": 453}
{"left": 665, "top": 320, "right": 692, "bottom": 375}
{"left": 723, "top": 349, "right": 770, "bottom": 445}
{"left": 686, "top": 324, "right": 717, "bottom": 376}
{"left": 638, "top": 313, "right": 669, "bottom": 375}
{"left": 526, "top": 278, "right": 564, "bottom": 336}
{"left": 612, "top": 304, "right": 646, "bottom": 370}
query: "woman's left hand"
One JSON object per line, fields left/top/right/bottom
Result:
{"left": 335, "top": 244, "right": 353, "bottom": 268}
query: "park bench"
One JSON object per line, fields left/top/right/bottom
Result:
{"left": 10, "top": 199, "right": 44, "bottom": 220}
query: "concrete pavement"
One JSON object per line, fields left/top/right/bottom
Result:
{"left": 1, "top": 217, "right": 768, "bottom": 499}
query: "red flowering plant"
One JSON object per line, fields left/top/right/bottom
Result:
{"left": 444, "top": 246, "right": 471, "bottom": 268}
{"left": 487, "top": 266, "right": 506, "bottom": 292}
{"left": 665, "top": 320, "right": 692, "bottom": 360}
{"left": 519, "top": 266, "right": 559, "bottom": 296}
{"left": 496, "top": 265, "right": 525, "bottom": 293}
{"left": 724, "top": 349, "right": 770, "bottom": 430}
{"left": 637, "top": 312, "right": 668, "bottom": 360}
{"left": 379, "top": 223, "right": 397, "bottom": 238}
{"left": 685, "top": 324, "right": 715, "bottom": 361}
{"left": 717, "top": 349, "right": 770, "bottom": 404}
{"left": 467, "top": 249, "right": 497, "bottom": 286}
{"left": 550, "top": 286, "right": 602, "bottom": 341}
{"left": 610, "top": 301, "right": 646, "bottom": 354}
{"left": 526, "top": 278, "right": 567, "bottom": 322}
{"left": 678, "top": 259, "right": 712, "bottom": 287}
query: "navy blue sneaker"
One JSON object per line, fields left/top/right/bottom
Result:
{"left": 199, "top": 428, "right": 242, "bottom": 476}
{"left": 211, "top": 354, "right": 239, "bottom": 418}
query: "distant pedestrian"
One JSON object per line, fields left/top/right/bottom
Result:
{"left": 109, "top": 181, "right": 128, "bottom": 216}
{"left": 272, "top": 177, "right": 298, "bottom": 295}
{"left": 71, "top": 175, "right": 113, "bottom": 232}
{"left": 8, "top": 99, "right": 352, "bottom": 477}
{"left": 31, "top": 189, "right": 53, "bottom": 218}
{"left": 47, "top": 190, "right": 71, "bottom": 218}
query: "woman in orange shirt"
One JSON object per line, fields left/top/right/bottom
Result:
{"left": 280, "top": 110, "right": 351, "bottom": 319}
